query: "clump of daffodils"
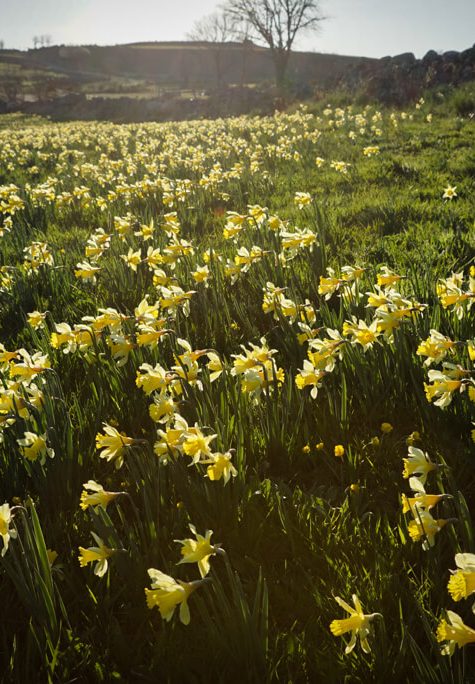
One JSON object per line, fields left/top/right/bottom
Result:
{"left": 417, "top": 330, "right": 456, "bottom": 367}
{"left": 231, "top": 338, "right": 284, "bottom": 401}
{"left": 437, "top": 270, "right": 474, "bottom": 319}
{"left": 145, "top": 522, "right": 224, "bottom": 624}
{"left": 401, "top": 449, "right": 455, "bottom": 549}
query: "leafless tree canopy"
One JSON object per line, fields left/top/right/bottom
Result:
{"left": 187, "top": 12, "right": 237, "bottom": 44}
{"left": 222, "top": 0, "right": 324, "bottom": 86}
{"left": 32, "top": 35, "right": 52, "bottom": 49}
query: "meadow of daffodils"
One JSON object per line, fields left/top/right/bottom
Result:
{"left": 0, "top": 92, "right": 474, "bottom": 681}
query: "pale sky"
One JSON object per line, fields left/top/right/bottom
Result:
{"left": 1, "top": 0, "right": 474, "bottom": 58}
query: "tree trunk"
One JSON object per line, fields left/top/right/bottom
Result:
{"left": 213, "top": 48, "right": 223, "bottom": 88}
{"left": 273, "top": 49, "right": 290, "bottom": 91}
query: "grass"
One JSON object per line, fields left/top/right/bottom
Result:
{"left": 0, "top": 85, "right": 474, "bottom": 681}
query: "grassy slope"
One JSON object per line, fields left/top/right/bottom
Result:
{"left": 0, "top": 86, "right": 474, "bottom": 682}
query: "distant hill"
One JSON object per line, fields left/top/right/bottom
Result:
{"left": 7, "top": 41, "right": 377, "bottom": 89}
{"left": 0, "top": 41, "right": 474, "bottom": 122}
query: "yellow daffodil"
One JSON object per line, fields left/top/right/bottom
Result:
{"left": 402, "top": 446, "right": 437, "bottom": 485}
{"left": 407, "top": 508, "right": 451, "bottom": 550}
{"left": 10, "top": 349, "right": 50, "bottom": 381}
{"left": 295, "top": 360, "right": 325, "bottom": 399}
{"left": 74, "top": 261, "right": 101, "bottom": 283}
{"left": 447, "top": 553, "right": 475, "bottom": 603}
{"left": 318, "top": 268, "right": 343, "bottom": 299}
{"left": 47, "top": 549, "right": 58, "bottom": 566}
{"left": 342, "top": 317, "right": 380, "bottom": 351}
{"left": 182, "top": 426, "right": 217, "bottom": 464}
{"left": 205, "top": 352, "right": 224, "bottom": 382}
{"left": 0, "top": 344, "right": 19, "bottom": 367}
{"left": 78, "top": 532, "right": 115, "bottom": 577}
{"left": 0, "top": 502, "right": 17, "bottom": 556}
{"left": 145, "top": 569, "right": 204, "bottom": 625}
{"left": 27, "top": 311, "right": 47, "bottom": 330}
{"left": 121, "top": 248, "right": 142, "bottom": 271}
{"left": 424, "top": 365, "right": 466, "bottom": 408}
{"left": 363, "top": 145, "right": 379, "bottom": 157}
{"left": 154, "top": 415, "right": 189, "bottom": 463}
{"left": 80, "top": 480, "right": 123, "bottom": 511}
{"left": 203, "top": 451, "right": 238, "bottom": 484}
{"left": 136, "top": 363, "right": 173, "bottom": 395}
{"left": 377, "top": 266, "right": 403, "bottom": 288}
{"left": 51, "top": 322, "right": 77, "bottom": 354}
{"left": 330, "top": 594, "right": 381, "bottom": 654}
{"left": 294, "top": 191, "right": 312, "bottom": 209}
{"left": 137, "top": 325, "right": 170, "bottom": 349}
{"left": 417, "top": 330, "right": 455, "bottom": 366}
{"left": 442, "top": 185, "right": 457, "bottom": 200}
{"left": 17, "top": 432, "right": 54, "bottom": 465}
{"left": 192, "top": 265, "right": 210, "bottom": 285}
{"left": 437, "top": 611, "right": 475, "bottom": 655}
{"left": 95, "top": 423, "right": 135, "bottom": 469}
{"left": 406, "top": 431, "right": 421, "bottom": 446}
{"left": 401, "top": 474, "right": 450, "bottom": 514}
{"left": 149, "top": 391, "right": 177, "bottom": 424}
{"left": 175, "top": 524, "right": 222, "bottom": 577}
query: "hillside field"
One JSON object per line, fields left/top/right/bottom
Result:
{"left": 0, "top": 87, "right": 474, "bottom": 682}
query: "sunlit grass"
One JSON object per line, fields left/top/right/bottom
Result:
{"left": 0, "top": 90, "right": 474, "bottom": 681}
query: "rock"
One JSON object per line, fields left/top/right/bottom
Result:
{"left": 461, "top": 47, "right": 475, "bottom": 63}
{"left": 442, "top": 50, "right": 460, "bottom": 63}
{"left": 392, "top": 52, "right": 416, "bottom": 66}
{"left": 461, "top": 65, "right": 474, "bottom": 81}
{"left": 422, "top": 49, "right": 439, "bottom": 64}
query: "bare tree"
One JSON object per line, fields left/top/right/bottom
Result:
{"left": 222, "top": 0, "right": 324, "bottom": 88}
{"left": 187, "top": 12, "right": 238, "bottom": 87}
{"left": 188, "top": 11, "right": 236, "bottom": 43}
{"left": 2, "top": 75, "right": 22, "bottom": 103}
{"left": 0, "top": 40, "right": 4, "bottom": 51}
{"left": 33, "top": 36, "right": 39, "bottom": 49}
